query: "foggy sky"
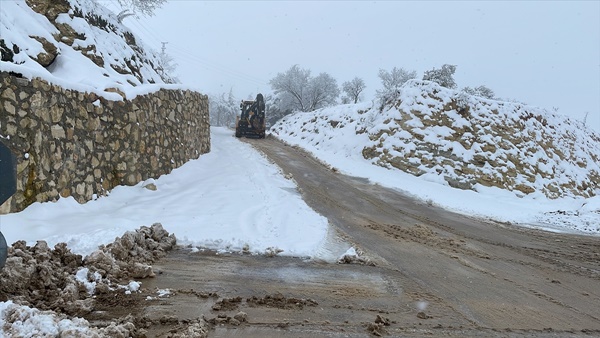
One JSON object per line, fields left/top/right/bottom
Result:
{"left": 114, "top": 1, "right": 599, "bottom": 131}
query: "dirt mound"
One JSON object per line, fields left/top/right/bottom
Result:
{"left": 205, "top": 312, "right": 247, "bottom": 327}
{"left": 246, "top": 292, "right": 318, "bottom": 309}
{"left": 211, "top": 296, "right": 243, "bottom": 311}
{"left": 0, "top": 240, "right": 88, "bottom": 315}
{"left": 0, "top": 223, "right": 177, "bottom": 336}
{"left": 85, "top": 223, "right": 176, "bottom": 279}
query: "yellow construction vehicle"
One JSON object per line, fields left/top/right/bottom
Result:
{"left": 235, "top": 93, "right": 266, "bottom": 138}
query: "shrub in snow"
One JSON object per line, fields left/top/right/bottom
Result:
{"left": 342, "top": 77, "right": 367, "bottom": 104}
{"left": 269, "top": 65, "right": 341, "bottom": 112}
{"left": 422, "top": 64, "right": 457, "bottom": 89}
{"left": 462, "top": 85, "right": 496, "bottom": 100}
{"left": 376, "top": 67, "right": 417, "bottom": 103}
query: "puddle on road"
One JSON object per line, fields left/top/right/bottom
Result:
{"left": 140, "top": 247, "right": 406, "bottom": 337}
{"left": 145, "top": 247, "right": 389, "bottom": 297}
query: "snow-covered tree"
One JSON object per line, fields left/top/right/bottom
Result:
{"left": 342, "top": 77, "right": 366, "bottom": 104}
{"left": 115, "top": 0, "right": 168, "bottom": 23}
{"left": 269, "top": 65, "right": 340, "bottom": 112}
{"left": 264, "top": 93, "right": 293, "bottom": 126}
{"left": 209, "top": 89, "right": 238, "bottom": 127}
{"left": 269, "top": 65, "right": 311, "bottom": 111}
{"left": 423, "top": 64, "right": 457, "bottom": 89}
{"left": 156, "top": 50, "right": 179, "bottom": 84}
{"left": 462, "top": 85, "right": 495, "bottom": 99}
{"left": 306, "top": 72, "right": 340, "bottom": 111}
{"left": 376, "top": 67, "right": 417, "bottom": 101}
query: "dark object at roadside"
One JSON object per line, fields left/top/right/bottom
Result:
{"left": 0, "top": 140, "right": 17, "bottom": 270}
{"left": 235, "top": 93, "right": 266, "bottom": 139}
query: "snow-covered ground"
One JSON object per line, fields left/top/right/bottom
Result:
{"left": 1, "top": 125, "right": 598, "bottom": 336}
{"left": 3, "top": 119, "right": 597, "bottom": 266}
{"left": 1, "top": 0, "right": 598, "bottom": 333}
{"left": 271, "top": 97, "right": 600, "bottom": 235}
{"left": 2, "top": 0, "right": 597, "bottom": 240}
{"left": 0, "top": 127, "right": 334, "bottom": 259}
{"left": 0, "top": 0, "right": 193, "bottom": 100}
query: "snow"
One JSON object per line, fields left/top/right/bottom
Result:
{"left": 0, "top": 127, "right": 337, "bottom": 335}
{"left": 1, "top": 128, "right": 332, "bottom": 259}
{"left": 0, "top": 0, "right": 199, "bottom": 100}
{"left": 1, "top": 0, "right": 599, "bottom": 334}
{"left": 75, "top": 268, "right": 102, "bottom": 295}
{"left": 122, "top": 281, "right": 141, "bottom": 295}
{"left": 338, "top": 247, "right": 358, "bottom": 261}
{"left": 2, "top": 0, "right": 336, "bottom": 264}
{"left": 271, "top": 83, "right": 600, "bottom": 235}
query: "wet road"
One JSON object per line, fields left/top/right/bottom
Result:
{"left": 137, "top": 136, "right": 600, "bottom": 337}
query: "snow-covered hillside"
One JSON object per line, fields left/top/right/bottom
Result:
{"left": 273, "top": 80, "right": 600, "bottom": 199}
{"left": 272, "top": 80, "right": 600, "bottom": 234}
{"left": 0, "top": 0, "right": 173, "bottom": 98}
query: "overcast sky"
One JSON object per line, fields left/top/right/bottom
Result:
{"left": 111, "top": 1, "right": 599, "bottom": 131}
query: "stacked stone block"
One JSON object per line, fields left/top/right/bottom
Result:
{"left": 0, "top": 72, "right": 210, "bottom": 213}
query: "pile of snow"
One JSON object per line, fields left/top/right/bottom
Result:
{"left": 0, "top": 223, "right": 174, "bottom": 315}
{"left": 272, "top": 80, "right": 600, "bottom": 234}
{"left": 0, "top": 223, "right": 210, "bottom": 336}
{"left": 0, "top": 301, "right": 138, "bottom": 338}
{"left": 0, "top": 0, "right": 184, "bottom": 99}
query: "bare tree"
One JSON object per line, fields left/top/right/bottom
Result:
{"left": 462, "top": 85, "right": 495, "bottom": 99}
{"left": 423, "top": 64, "right": 457, "bottom": 89}
{"left": 116, "top": 0, "right": 168, "bottom": 22}
{"left": 269, "top": 65, "right": 340, "bottom": 112}
{"left": 376, "top": 67, "right": 417, "bottom": 101}
{"left": 342, "top": 77, "right": 366, "bottom": 104}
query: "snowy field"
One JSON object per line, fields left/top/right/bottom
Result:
{"left": 0, "top": 127, "right": 335, "bottom": 259}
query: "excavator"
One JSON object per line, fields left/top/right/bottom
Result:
{"left": 235, "top": 93, "right": 266, "bottom": 139}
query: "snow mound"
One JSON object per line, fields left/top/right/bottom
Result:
{"left": 272, "top": 80, "right": 600, "bottom": 200}
{"left": 0, "top": 223, "right": 174, "bottom": 316}
{"left": 0, "top": 301, "right": 138, "bottom": 338}
{"left": 0, "top": 223, "right": 178, "bottom": 336}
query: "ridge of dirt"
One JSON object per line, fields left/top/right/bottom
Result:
{"left": 0, "top": 223, "right": 192, "bottom": 337}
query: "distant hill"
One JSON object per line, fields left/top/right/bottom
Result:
{"left": 0, "top": 0, "right": 168, "bottom": 95}
{"left": 272, "top": 80, "right": 600, "bottom": 199}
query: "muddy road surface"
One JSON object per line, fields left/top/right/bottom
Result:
{"left": 122, "top": 136, "right": 599, "bottom": 337}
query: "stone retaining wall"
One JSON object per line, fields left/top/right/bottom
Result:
{"left": 0, "top": 72, "right": 210, "bottom": 213}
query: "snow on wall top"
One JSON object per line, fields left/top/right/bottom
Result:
{"left": 273, "top": 80, "right": 600, "bottom": 199}
{"left": 0, "top": 0, "right": 172, "bottom": 99}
